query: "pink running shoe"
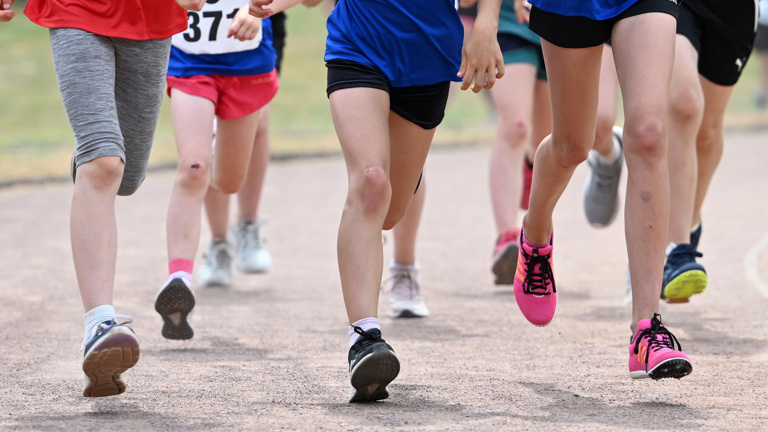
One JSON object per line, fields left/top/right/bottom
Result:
{"left": 513, "top": 230, "right": 556, "bottom": 326}
{"left": 492, "top": 228, "right": 521, "bottom": 285}
{"left": 520, "top": 157, "right": 533, "bottom": 210}
{"left": 628, "top": 313, "right": 692, "bottom": 380}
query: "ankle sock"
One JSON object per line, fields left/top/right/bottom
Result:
{"left": 666, "top": 242, "right": 677, "bottom": 255}
{"left": 168, "top": 271, "right": 194, "bottom": 291}
{"left": 169, "top": 258, "right": 193, "bottom": 275}
{"left": 349, "top": 317, "right": 380, "bottom": 347}
{"left": 598, "top": 135, "right": 621, "bottom": 164}
{"left": 83, "top": 304, "right": 115, "bottom": 349}
{"left": 522, "top": 231, "right": 549, "bottom": 249}
{"left": 390, "top": 260, "right": 417, "bottom": 271}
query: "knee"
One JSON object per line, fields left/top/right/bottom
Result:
{"left": 175, "top": 158, "right": 211, "bottom": 192}
{"left": 550, "top": 137, "right": 590, "bottom": 168}
{"left": 669, "top": 86, "right": 703, "bottom": 125}
{"left": 77, "top": 156, "right": 125, "bottom": 191}
{"left": 594, "top": 114, "right": 615, "bottom": 147}
{"left": 623, "top": 118, "right": 666, "bottom": 163}
{"left": 352, "top": 165, "right": 390, "bottom": 217}
{"left": 696, "top": 121, "right": 723, "bottom": 154}
{"left": 213, "top": 174, "right": 243, "bottom": 195}
{"left": 498, "top": 119, "right": 530, "bottom": 149}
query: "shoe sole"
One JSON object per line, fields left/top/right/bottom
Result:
{"left": 389, "top": 309, "right": 429, "bottom": 319}
{"left": 83, "top": 343, "right": 140, "bottom": 397}
{"left": 154, "top": 280, "right": 196, "bottom": 340}
{"left": 349, "top": 347, "right": 400, "bottom": 403}
{"left": 492, "top": 244, "right": 519, "bottom": 285}
{"left": 663, "top": 270, "right": 707, "bottom": 303}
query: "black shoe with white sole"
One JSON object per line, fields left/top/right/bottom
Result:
{"left": 347, "top": 327, "right": 400, "bottom": 403}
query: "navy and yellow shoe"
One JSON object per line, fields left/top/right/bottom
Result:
{"left": 82, "top": 317, "right": 140, "bottom": 397}
{"left": 661, "top": 244, "right": 707, "bottom": 303}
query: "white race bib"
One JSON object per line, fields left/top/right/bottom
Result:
{"left": 172, "top": 0, "right": 262, "bottom": 55}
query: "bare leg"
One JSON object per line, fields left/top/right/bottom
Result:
{"left": 211, "top": 110, "right": 262, "bottom": 194}
{"left": 667, "top": 35, "right": 703, "bottom": 245}
{"left": 392, "top": 178, "right": 425, "bottom": 266}
{"left": 611, "top": 13, "right": 676, "bottom": 332}
{"left": 692, "top": 78, "right": 734, "bottom": 226}
{"left": 593, "top": 45, "right": 618, "bottom": 156}
{"left": 166, "top": 89, "right": 216, "bottom": 262}
{"left": 237, "top": 106, "right": 271, "bottom": 222}
{"left": 489, "top": 63, "right": 537, "bottom": 234}
{"left": 72, "top": 157, "right": 124, "bottom": 311}
{"left": 523, "top": 41, "right": 603, "bottom": 244}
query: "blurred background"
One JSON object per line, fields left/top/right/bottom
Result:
{"left": 1, "top": 2, "right": 767, "bottom": 186}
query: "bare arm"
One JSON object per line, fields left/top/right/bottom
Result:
{"left": 458, "top": 0, "right": 505, "bottom": 92}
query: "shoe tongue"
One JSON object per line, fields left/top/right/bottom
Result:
{"left": 637, "top": 319, "right": 652, "bottom": 331}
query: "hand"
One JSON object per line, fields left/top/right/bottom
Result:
{"left": 513, "top": 0, "right": 531, "bottom": 23}
{"left": 457, "top": 18, "right": 505, "bottom": 92}
{"left": 302, "top": 0, "right": 324, "bottom": 8}
{"left": 249, "top": 0, "right": 275, "bottom": 18}
{"left": 0, "top": 0, "right": 15, "bottom": 22}
{"left": 228, "top": 6, "right": 262, "bottom": 40}
{"left": 459, "top": 0, "right": 479, "bottom": 8}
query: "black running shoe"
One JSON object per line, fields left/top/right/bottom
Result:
{"left": 690, "top": 222, "right": 702, "bottom": 251}
{"left": 347, "top": 327, "right": 400, "bottom": 403}
{"left": 661, "top": 244, "right": 707, "bottom": 303}
{"left": 154, "top": 277, "right": 195, "bottom": 340}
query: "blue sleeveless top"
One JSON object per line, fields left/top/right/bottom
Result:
{"left": 528, "top": 0, "right": 639, "bottom": 20}
{"left": 325, "top": 0, "right": 464, "bottom": 87}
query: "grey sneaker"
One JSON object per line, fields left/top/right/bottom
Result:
{"left": 230, "top": 219, "right": 272, "bottom": 274}
{"left": 198, "top": 240, "right": 234, "bottom": 287}
{"left": 583, "top": 125, "right": 624, "bottom": 227}
{"left": 384, "top": 264, "right": 430, "bottom": 318}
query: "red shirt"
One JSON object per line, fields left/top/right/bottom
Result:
{"left": 25, "top": 0, "right": 188, "bottom": 40}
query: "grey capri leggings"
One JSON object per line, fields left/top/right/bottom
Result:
{"left": 50, "top": 28, "right": 171, "bottom": 196}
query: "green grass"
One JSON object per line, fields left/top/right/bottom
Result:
{"left": 0, "top": 3, "right": 765, "bottom": 184}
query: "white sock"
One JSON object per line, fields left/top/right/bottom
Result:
{"left": 598, "top": 135, "right": 621, "bottom": 165}
{"left": 168, "top": 271, "right": 194, "bottom": 292}
{"left": 83, "top": 304, "right": 115, "bottom": 349}
{"left": 349, "top": 317, "right": 380, "bottom": 347}
{"left": 666, "top": 242, "right": 677, "bottom": 255}
{"left": 691, "top": 221, "right": 701, "bottom": 233}
{"left": 390, "top": 260, "right": 417, "bottom": 271}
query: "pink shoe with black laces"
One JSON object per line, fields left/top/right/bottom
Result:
{"left": 628, "top": 313, "right": 692, "bottom": 380}
{"left": 513, "top": 229, "right": 556, "bottom": 326}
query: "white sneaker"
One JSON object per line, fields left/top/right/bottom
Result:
{"left": 230, "top": 219, "right": 272, "bottom": 273}
{"left": 198, "top": 240, "right": 234, "bottom": 287}
{"left": 385, "top": 264, "right": 430, "bottom": 318}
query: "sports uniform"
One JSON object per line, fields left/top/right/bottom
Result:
{"left": 529, "top": 0, "right": 679, "bottom": 48}
{"left": 677, "top": 0, "right": 758, "bottom": 86}
{"left": 167, "top": 0, "right": 279, "bottom": 120}
{"left": 325, "top": 0, "right": 464, "bottom": 129}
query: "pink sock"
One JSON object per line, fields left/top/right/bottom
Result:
{"left": 169, "top": 258, "right": 194, "bottom": 275}
{"left": 522, "top": 231, "right": 550, "bottom": 248}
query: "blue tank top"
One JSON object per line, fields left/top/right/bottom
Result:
{"left": 168, "top": 0, "right": 276, "bottom": 77}
{"left": 325, "top": 0, "right": 464, "bottom": 87}
{"left": 528, "top": 0, "right": 639, "bottom": 20}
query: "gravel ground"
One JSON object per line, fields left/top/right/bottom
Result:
{"left": 1, "top": 130, "right": 767, "bottom": 431}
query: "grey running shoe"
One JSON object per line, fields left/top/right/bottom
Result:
{"left": 384, "top": 265, "right": 429, "bottom": 318}
{"left": 583, "top": 126, "right": 624, "bottom": 227}
{"left": 230, "top": 219, "right": 272, "bottom": 274}
{"left": 198, "top": 240, "right": 234, "bottom": 287}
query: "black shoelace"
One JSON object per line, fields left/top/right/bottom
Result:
{"left": 352, "top": 326, "right": 383, "bottom": 343}
{"left": 520, "top": 246, "right": 555, "bottom": 295}
{"left": 666, "top": 244, "right": 703, "bottom": 268}
{"left": 633, "top": 314, "right": 683, "bottom": 366}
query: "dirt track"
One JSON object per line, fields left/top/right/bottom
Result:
{"left": 1, "top": 130, "right": 767, "bottom": 431}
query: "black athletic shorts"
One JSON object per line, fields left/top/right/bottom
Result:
{"left": 458, "top": 5, "right": 478, "bottom": 18}
{"left": 677, "top": 0, "right": 757, "bottom": 86}
{"left": 271, "top": 12, "right": 287, "bottom": 76}
{"left": 756, "top": 24, "right": 768, "bottom": 52}
{"left": 326, "top": 60, "right": 451, "bottom": 130}
{"left": 529, "top": 0, "right": 679, "bottom": 49}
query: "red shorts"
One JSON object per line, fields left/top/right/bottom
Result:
{"left": 166, "top": 70, "right": 279, "bottom": 120}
